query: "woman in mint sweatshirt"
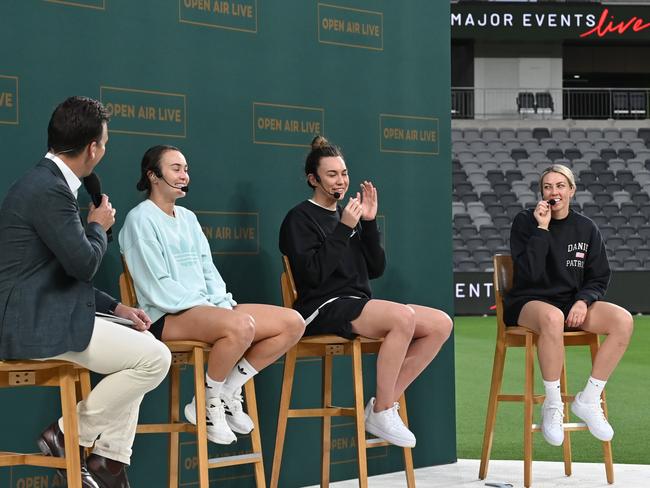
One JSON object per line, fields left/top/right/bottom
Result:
{"left": 119, "top": 145, "right": 304, "bottom": 446}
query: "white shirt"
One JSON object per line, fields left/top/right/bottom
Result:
{"left": 45, "top": 152, "right": 82, "bottom": 198}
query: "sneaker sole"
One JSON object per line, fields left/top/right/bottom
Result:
{"left": 184, "top": 404, "right": 237, "bottom": 445}
{"left": 571, "top": 405, "right": 614, "bottom": 442}
{"left": 541, "top": 429, "right": 564, "bottom": 446}
{"left": 365, "top": 421, "right": 416, "bottom": 448}
{"left": 226, "top": 419, "right": 254, "bottom": 435}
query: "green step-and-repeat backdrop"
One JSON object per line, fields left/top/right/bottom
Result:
{"left": 0, "top": 1, "right": 453, "bottom": 486}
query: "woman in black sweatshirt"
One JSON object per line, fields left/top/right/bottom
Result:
{"left": 506, "top": 164, "right": 633, "bottom": 447}
{"left": 279, "top": 136, "right": 453, "bottom": 448}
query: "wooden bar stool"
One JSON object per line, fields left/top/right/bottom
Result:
{"left": 478, "top": 254, "right": 614, "bottom": 487}
{"left": 0, "top": 360, "right": 91, "bottom": 488}
{"left": 270, "top": 256, "right": 415, "bottom": 488}
{"left": 119, "top": 261, "right": 265, "bottom": 488}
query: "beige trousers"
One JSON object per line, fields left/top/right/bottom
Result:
{"left": 44, "top": 318, "right": 171, "bottom": 464}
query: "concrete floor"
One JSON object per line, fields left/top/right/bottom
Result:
{"left": 306, "top": 458, "right": 650, "bottom": 488}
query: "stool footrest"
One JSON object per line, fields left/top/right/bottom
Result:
{"left": 0, "top": 452, "right": 67, "bottom": 468}
{"left": 136, "top": 423, "right": 196, "bottom": 434}
{"left": 531, "top": 422, "right": 588, "bottom": 432}
{"left": 287, "top": 407, "right": 355, "bottom": 418}
{"left": 366, "top": 438, "right": 392, "bottom": 448}
{"left": 498, "top": 394, "right": 545, "bottom": 403}
{"left": 208, "top": 452, "right": 262, "bottom": 468}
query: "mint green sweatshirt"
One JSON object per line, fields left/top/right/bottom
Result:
{"left": 118, "top": 199, "right": 236, "bottom": 322}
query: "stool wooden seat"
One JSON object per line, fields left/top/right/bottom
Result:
{"left": 478, "top": 254, "right": 614, "bottom": 487}
{"left": 0, "top": 359, "right": 91, "bottom": 488}
{"left": 270, "top": 256, "right": 415, "bottom": 488}
{"left": 119, "top": 261, "right": 265, "bottom": 488}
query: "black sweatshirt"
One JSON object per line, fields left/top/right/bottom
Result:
{"left": 279, "top": 200, "right": 386, "bottom": 319}
{"left": 507, "top": 209, "right": 610, "bottom": 305}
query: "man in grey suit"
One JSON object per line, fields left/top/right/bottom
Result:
{"left": 0, "top": 96, "right": 171, "bottom": 488}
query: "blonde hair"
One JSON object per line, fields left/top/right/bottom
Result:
{"left": 539, "top": 164, "right": 576, "bottom": 196}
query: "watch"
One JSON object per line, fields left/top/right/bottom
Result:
{"left": 108, "top": 300, "right": 120, "bottom": 315}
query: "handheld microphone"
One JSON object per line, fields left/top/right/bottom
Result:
{"left": 82, "top": 173, "right": 113, "bottom": 242}
{"left": 548, "top": 199, "right": 557, "bottom": 206}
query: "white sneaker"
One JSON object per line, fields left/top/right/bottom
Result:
{"left": 571, "top": 392, "right": 614, "bottom": 441}
{"left": 364, "top": 397, "right": 416, "bottom": 448}
{"left": 541, "top": 400, "right": 565, "bottom": 446}
{"left": 184, "top": 396, "right": 237, "bottom": 445}
{"left": 221, "top": 388, "right": 254, "bottom": 434}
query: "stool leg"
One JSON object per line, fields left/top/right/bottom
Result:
{"left": 243, "top": 378, "right": 266, "bottom": 488}
{"left": 321, "top": 354, "right": 333, "bottom": 487}
{"left": 192, "top": 347, "right": 210, "bottom": 488}
{"left": 479, "top": 339, "right": 507, "bottom": 479}
{"left": 560, "top": 362, "right": 572, "bottom": 477}
{"left": 589, "top": 336, "right": 614, "bottom": 484}
{"left": 351, "top": 339, "right": 368, "bottom": 488}
{"left": 270, "top": 345, "right": 298, "bottom": 488}
{"left": 523, "top": 333, "right": 534, "bottom": 488}
{"left": 397, "top": 394, "right": 415, "bottom": 488}
{"left": 78, "top": 369, "right": 92, "bottom": 401}
{"left": 168, "top": 363, "right": 181, "bottom": 488}
{"left": 60, "top": 365, "right": 82, "bottom": 488}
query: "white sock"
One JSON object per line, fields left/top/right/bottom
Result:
{"left": 205, "top": 373, "right": 225, "bottom": 400}
{"left": 223, "top": 358, "right": 258, "bottom": 397}
{"left": 580, "top": 376, "right": 607, "bottom": 404}
{"left": 543, "top": 379, "right": 562, "bottom": 404}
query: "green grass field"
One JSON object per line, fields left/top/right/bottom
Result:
{"left": 454, "top": 314, "right": 650, "bottom": 465}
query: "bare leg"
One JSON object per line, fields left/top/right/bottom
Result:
{"left": 351, "top": 300, "right": 416, "bottom": 411}
{"left": 392, "top": 305, "right": 453, "bottom": 401}
{"left": 234, "top": 304, "right": 305, "bottom": 371}
{"left": 517, "top": 301, "right": 565, "bottom": 381}
{"left": 162, "top": 306, "right": 255, "bottom": 381}
{"left": 580, "top": 301, "right": 633, "bottom": 380}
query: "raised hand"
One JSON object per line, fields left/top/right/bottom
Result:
{"left": 341, "top": 192, "right": 363, "bottom": 229}
{"left": 533, "top": 199, "right": 551, "bottom": 230}
{"left": 360, "top": 180, "right": 378, "bottom": 221}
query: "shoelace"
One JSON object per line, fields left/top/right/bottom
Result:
{"left": 544, "top": 403, "right": 564, "bottom": 428}
{"left": 584, "top": 400, "right": 608, "bottom": 422}
{"left": 549, "top": 406, "right": 564, "bottom": 426}
{"left": 207, "top": 401, "right": 226, "bottom": 421}
{"left": 224, "top": 393, "right": 245, "bottom": 413}
{"left": 388, "top": 403, "right": 406, "bottom": 430}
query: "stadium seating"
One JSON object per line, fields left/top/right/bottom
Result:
{"left": 452, "top": 127, "right": 650, "bottom": 271}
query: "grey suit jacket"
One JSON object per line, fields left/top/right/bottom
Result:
{"left": 0, "top": 158, "right": 116, "bottom": 359}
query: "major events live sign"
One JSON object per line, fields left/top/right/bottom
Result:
{"left": 452, "top": 3, "right": 650, "bottom": 41}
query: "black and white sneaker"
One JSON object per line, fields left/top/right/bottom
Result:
{"left": 184, "top": 396, "right": 236, "bottom": 445}
{"left": 221, "top": 388, "right": 254, "bottom": 434}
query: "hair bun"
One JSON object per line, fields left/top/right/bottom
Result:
{"left": 311, "top": 135, "right": 328, "bottom": 150}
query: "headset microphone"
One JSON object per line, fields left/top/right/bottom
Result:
{"left": 314, "top": 174, "right": 340, "bottom": 199}
{"left": 155, "top": 169, "right": 189, "bottom": 193}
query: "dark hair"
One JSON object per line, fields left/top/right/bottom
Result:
{"left": 137, "top": 145, "right": 180, "bottom": 195}
{"left": 47, "top": 96, "right": 110, "bottom": 157}
{"left": 304, "top": 135, "right": 343, "bottom": 189}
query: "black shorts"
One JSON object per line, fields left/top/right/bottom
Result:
{"left": 504, "top": 296, "right": 574, "bottom": 328}
{"left": 149, "top": 314, "right": 167, "bottom": 341}
{"left": 305, "top": 297, "right": 370, "bottom": 340}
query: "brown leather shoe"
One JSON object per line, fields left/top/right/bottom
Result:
{"left": 37, "top": 421, "right": 99, "bottom": 488}
{"left": 86, "top": 454, "right": 130, "bottom": 488}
